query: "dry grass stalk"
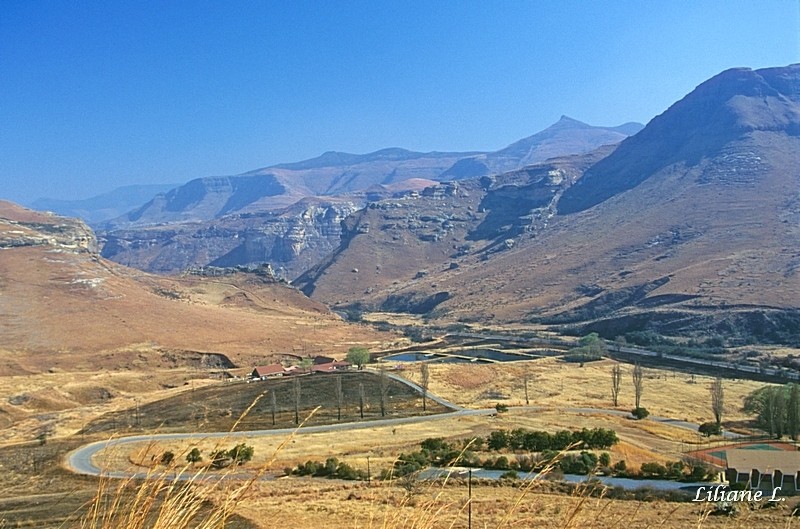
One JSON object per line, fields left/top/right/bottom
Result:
{"left": 73, "top": 402, "right": 320, "bottom": 528}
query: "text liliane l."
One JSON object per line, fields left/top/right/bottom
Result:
{"left": 692, "top": 485, "right": 785, "bottom": 503}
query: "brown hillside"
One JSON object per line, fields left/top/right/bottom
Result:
{"left": 0, "top": 202, "right": 389, "bottom": 372}
{"left": 297, "top": 65, "right": 800, "bottom": 343}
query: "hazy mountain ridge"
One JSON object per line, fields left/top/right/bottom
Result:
{"left": 29, "top": 184, "right": 180, "bottom": 225}
{"left": 96, "top": 118, "right": 640, "bottom": 276}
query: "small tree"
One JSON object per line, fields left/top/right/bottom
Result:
{"left": 420, "top": 363, "right": 430, "bottom": 411}
{"left": 270, "top": 389, "right": 277, "bottom": 426}
{"left": 579, "top": 332, "right": 608, "bottom": 357}
{"left": 335, "top": 374, "right": 344, "bottom": 421}
{"left": 293, "top": 376, "right": 301, "bottom": 425}
{"left": 699, "top": 422, "right": 722, "bottom": 437}
{"left": 632, "top": 363, "right": 644, "bottom": 410}
{"left": 346, "top": 347, "right": 370, "bottom": 370}
{"left": 298, "top": 357, "right": 313, "bottom": 373}
{"left": 228, "top": 443, "right": 254, "bottom": 465}
{"left": 789, "top": 384, "right": 800, "bottom": 440}
{"left": 358, "top": 382, "right": 365, "bottom": 419}
{"left": 160, "top": 451, "right": 175, "bottom": 465}
{"left": 186, "top": 447, "right": 203, "bottom": 465}
{"left": 710, "top": 377, "right": 724, "bottom": 425}
{"left": 379, "top": 367, "right": 390, "bottom": 417}
{"left": 522, "top": 370, "right": 531, "bottom": 406}
{"left": 611, "top": 364, "right": 622, "bottom": 407}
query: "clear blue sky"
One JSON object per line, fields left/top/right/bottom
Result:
{"left": 1, "top": 1, "right": 798, "bottom": 204}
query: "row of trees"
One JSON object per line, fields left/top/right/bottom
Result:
{"left": 159, "top": 443, "right": 255, "bottom": 469}
{"left": 743, "top": 383, "right": 800, "bottom": 439}
{"left": 485, "top": 427, "right": 619, "bottom": 452}
{"left": 388, "top": 436, "right": 714, "bottom": 483}
{"left": 609, "top": 362, "right": 648, "bottom": 418}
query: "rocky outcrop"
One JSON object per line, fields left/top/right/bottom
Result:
{"left": 100, "top": 200, "right": 360, "bottom": 279}
{"left": 0, "top": 202, "right": 97, "bottom": 253}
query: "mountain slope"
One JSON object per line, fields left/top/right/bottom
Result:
{"left": 440, "top": 116, "right": 643, "bottom": 179}
{"left": 29, "top": 184, "right": 180, "bottom": 226}
{"left": 0, "top": 201, "right": 387, "bottom": 371}
{"left": 297, "top": 65, "right": 800, "bottom": 344}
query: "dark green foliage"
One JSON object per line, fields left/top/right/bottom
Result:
{"left": 487, "top": 427, "right": 618, "bottom": 452}
{"left": 566, "top": 333, "right": 609, "bottom": 363}
{"left": 639, "top": 462, "right": 668, "bottom": 478}
{"left": 292, "top": 457, "right": 367, "bottom": 480}
{"left": 227, "top": 443, "right": 254, "bottom": 465}
{"left": 500, "top": 470, "right": 519, "bottom": 480}
{"left": 160, "top": 451, "right": 175, "bottom": 465}
{"left": 488, "top": 430, "right": 509, "bottom": 450}
{"left": 743, "top": 384, "right": 800, "bottom": 438}
{"left": 420, "top": 437, "right": 448, "bottom": 453}
{"left": 495, "top": 403, "right": 508, "bottom": 413}
{"left": 493, "top": 456, "right": 510, "bottom": 470}
{"left": 598, "top": 452, "right": 611, "bottom": 467}
{"left": 186, "top": 447, "right": 202, "bottom": 464}
{"left": 631, "top": 407, "right": 650, "bottom": 420}
{"left": 698, "top": 422, "right": 722, "bottom": 436}
{"left": 559, "top": 451, "right": 598, "bottom": 475}
{"left": 345, "top": 347, "right": 370, "bottom": 369}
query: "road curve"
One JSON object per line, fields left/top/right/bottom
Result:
{"left": 67, "top": 402, "right": 735, "bottom": 479}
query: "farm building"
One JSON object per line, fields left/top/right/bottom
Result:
{"left": 725, "top": 449, "right": 800, "bottom": 492}
{"left": 310, "top": 360, "right": 351, "bottom": 374}
{"left": 251, "top": 364, "right": 286, "bottom": 379}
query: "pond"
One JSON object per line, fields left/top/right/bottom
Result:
{"left": 419, "top": 467, "right": 716, "bottom": 492}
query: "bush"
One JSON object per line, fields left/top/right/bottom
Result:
{"left": 698, "top": 422, "right": 722, "bottom": 437}
{"left": 631, "top": 407, "right": 650, "bottom": 420}
{"left": 160, "top": 451, "right": 175, "bottom": 465}
{"left": 186, "top": 447, "right": 202, "bottom": 464}
{"left": 493, "top": 456, "right": 510, "bottom": 470}
{"left": 228, "top": 443, "right": 254, "bottom": 465}
{"left": 495, "top": 403, "right": 508, "bottom": 413}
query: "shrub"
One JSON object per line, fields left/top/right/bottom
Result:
{"left": 698, "top": 422, "right": 722, "bottom": 437}
{"left": 160, "top": 451, "right": 175, "bottom": 465}
{"left": 228, "top": 443, "right": 254, "bottom": 465}
{"left": 631, "top": 407, "right": 650, "bottom": 420}
{"left": 186, "top": 447, "right": 202, "bottom": 464}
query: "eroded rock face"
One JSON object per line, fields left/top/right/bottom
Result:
{"left": 99, "top": 201, "right": 360, "bottom": 279}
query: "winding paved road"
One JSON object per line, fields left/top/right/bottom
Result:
{"left": 66, "top": 377, "right": 737, "bottom": 479}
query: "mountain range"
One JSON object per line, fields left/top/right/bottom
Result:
{"left": 15, "top": 64, "right": 800, "bottom": 345}
{"left": 94, "top": 116, "right": 641, "bottom": 278}
{"left": 295, "top": 64, "right": 800, "bottom": 344}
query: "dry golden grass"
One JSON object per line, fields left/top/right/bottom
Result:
{"left": 233, "top": 478, "right": 796, "bottom": 529}
{"left": 401, "top": 357, "right": 768, "bottom": 426}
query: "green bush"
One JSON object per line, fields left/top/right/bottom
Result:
{"left": 698, "top": 422, "right": 722, "bottom": 436}
{"left": 631, "top": 407, "right": 650, "bottom": 420}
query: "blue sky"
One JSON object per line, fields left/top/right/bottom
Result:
{"left": 1, "top": 1, "right": 798, "bottom": 204}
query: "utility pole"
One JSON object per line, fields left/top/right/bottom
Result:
{"left": 468, "top": 469, "right": 472, "bottom": 529}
